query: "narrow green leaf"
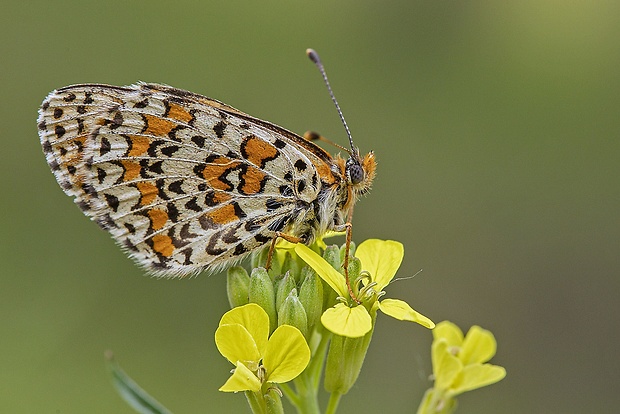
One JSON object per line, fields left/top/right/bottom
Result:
{"left": 105, "top": 351, "right": 173, "bottom": 414}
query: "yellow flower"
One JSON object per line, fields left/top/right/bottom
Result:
{"left": 418, "top": 321, "right": 506, "bottom": 414}
{"left": 295, "top": 239, "right": 434, "bottom": 338}
{"left": 215, "top": 303, "right": 311, "bottom": 392}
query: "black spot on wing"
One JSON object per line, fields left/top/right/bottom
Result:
{"left": 134, "top": 98, "right": 149, "bottom": 108}
{"left": 161, "top": 145, "right": 180, "bottom": 156}
{"left": 234, "top": 243, "right": 249, "bottom": 255}
{"left": 168, "top": 180, "right": 184, "bottom": 194}
{"left": 63, "top": 93, "right": 77, "bottom": 102}
{"left": 191, "top": 135, "right": 205, "bottom": 148}
{"left": 185, "top": 197, "right": 201, "bottom": 212}
{"left": 297, "top": 180, "right": 306, "bottom": 193}
{"left": 55, "top": 125, "right": 66, "bottom": 138}
{"left": 294, "top": 159, "right": 307, "bottom": 171}
{"left": 100, "top": 137, "right": 111, "bottom": 156}
{"left": 104, "top": 193, "right": 120, "bottom": 212}
{"left": 213, "top": 120, "right": 226, "bottom": 139}
{"left": 206, "top": 234, "right": 226, "bottom": 256}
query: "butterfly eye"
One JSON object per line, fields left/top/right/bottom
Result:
{"left": 348, "top": 163, "right": 364, "bottom": 185}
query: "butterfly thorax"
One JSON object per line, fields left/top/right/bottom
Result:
{"left": 287, "top": 152, "right": 376, "bottom": 245}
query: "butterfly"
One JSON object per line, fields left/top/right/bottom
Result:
{"left": 37, "top": 49, "right": 376, "bottom": 281}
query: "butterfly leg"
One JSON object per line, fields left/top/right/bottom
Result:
{"left": 331, "top": 221, "right": 361, "bottom": 304}
{"left": 342, "top": 222, "right": 362, "bottom": 304}
{"left": 265, "top": 232, "right": 304, "bottom": 270}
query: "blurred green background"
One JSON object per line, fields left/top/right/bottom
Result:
{"left": 2, "top": 1, "right": 618, "bottom": 413}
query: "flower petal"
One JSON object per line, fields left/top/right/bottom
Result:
{"left": 219, "top": 303, "right": 269, "bottom": 356}
{"left": 378, "top": 298, "right": 435, "bottom": 329}
{"left": 263, "top": 325, "right": 311, "bottom": 383}
{"left": 215, "top": 324, "right": 261, "bottom": 368}
{"left": 433, "top": 320, "right": 464, "bottom": 348}
{"left": 431, "top": 339, "right": 462, "bottom": 390}
{"left": 355, "top": 239, "right": 404, "bottom": 291}
{"left": 321, "top": 303, "right": 372, "bottom": 338}
{"left": 219, "top": 361, "right": 262, "bottom": 392}
{"left": 450, "top": 363, "right": 506, "bottom": 396}
{"left": 459, "top": 325, "right": 497, "bottom": 365}
{"left": 295, "top": 244, "right": 347, "bottom": 298}
{"left": 275, "top": 238, "right": 297, "bottom": 250}
{"left": 315, "top": 231, "right": 346, "bottom": 249}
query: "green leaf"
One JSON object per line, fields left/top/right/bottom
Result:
{"left": 105, "top": 352, "right": 173, "bottom": 414}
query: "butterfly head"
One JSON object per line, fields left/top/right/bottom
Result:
{"left": 346, "top": 149, "right": 376, "bottom": 196}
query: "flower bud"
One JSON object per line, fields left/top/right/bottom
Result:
{"left": 251, "top": 248, "right": 268, "bottom": 270}
{"left": 275, "top": 271, "right": 296, "bottom": 312}
{"left": 268, "top": 249, "right": 283, "bottom": 278}
{"left": 280, "top": 250, "right": 303, "bottom": 283}
{"left": 226, "top": 266, "right": 250, "bottom": 308}
{"left": 249, "top": 267, "right": 277, "bottom": 333}
{"left": 322, "top": 246, "right": 340, "bottom": 305}
{"left": 298, "top": 267, "right": 323, "bottom": 333}
{"left": 323, "top": 245, "right": 341, "bottom": 270}
{"left": 346, "top": 256, "right": 364, "bottom": 299}
{"left": 339, "top": 240, "right": 356, "bottom": 263}
{"left": 278, "top": 289, "right": 308, "bottom": 338}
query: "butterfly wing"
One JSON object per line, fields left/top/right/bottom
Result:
{"left": 38, "top": 83, "right": 334, "bottom": 276}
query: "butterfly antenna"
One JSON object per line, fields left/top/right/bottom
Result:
{"left": 306, "top": 49, "right": 357, "bottom": 156}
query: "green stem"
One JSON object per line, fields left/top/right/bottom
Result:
{"left": 292, "top": 372, "right": 321, "bottom": 414}
{"left": 279, "top": 383, "right": 300, "bottom": 406}
{"left": 282, "top": 329, "right": 331, "bottom": 414}
{"left": 245, "top": 390, "right": 266, "bottom": 414}
{"left": 265, "top": 387, "right": 285, "bottom": 414}
{"left": 325, "top": 392, "right": 341, "bottom": 414}
{"left": 308, "top": 330, "right": 331, "bottom": 389}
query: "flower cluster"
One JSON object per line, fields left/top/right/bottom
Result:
{"left": 210, "top": 238, "right": 505, "bottom": 414}
{"left": 107, "top": 237, "right": 507, "bottom": 414}
{"left": 417, "top": 321, "right": 506, "bottom": 414}
{"left": 216, "top": 238, "right": 436, "bottom": 412}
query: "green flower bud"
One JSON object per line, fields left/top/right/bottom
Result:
{"left": 249, "top": 267, "right": 277, "bottom": 333}
{"left": 298, "top": 266, "right": 323, "bottom": 333}
{"left": 324, "top": 309, "right": 376, "bottom": 395}
{"left": 251, "top": 248, "right": 268, "bottom": 270}
{"left": 278, "top": 289, "right": 308, "bottom": 338}
{"left": 275, "top": 271, "right": 296, "bottom": 312}
{"left": 346, "top": 256, "right": 362, "bottom": 279}
{"left": 323, "top": 245, "right": 341, "bottom": 270}
{"left": 280, "top": 250, "right": 302, "bottom": 283}
{"left": 346, "top": 256, "right": 363, "bottom": 299}
{"left": 339, "top": 240, "right": 356, "bottom": 263}
{"left": 268, "top": 249, "right": 283, "bottom": 279}
{"left": 226, "top": 266, "right": 250, "bottom": 308}
{"left": 322, "top": 246, "right": 340, "bottom": 305}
